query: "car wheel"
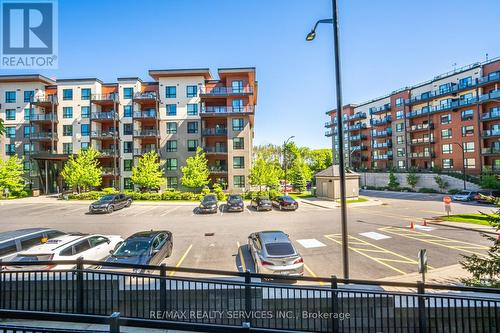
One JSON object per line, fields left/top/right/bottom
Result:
{"left": 107, "top": 205, "right": 114, "bottom": 213}
{"left": 125, "top": 199, "right": 132, "bottom": 207}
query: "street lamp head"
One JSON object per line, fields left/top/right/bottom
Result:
{"left": 306, "top": 30, "right": 316, "bottom": 41}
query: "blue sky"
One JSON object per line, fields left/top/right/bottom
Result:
{"left": 3, "top": 0, "right": 500, "bottom": 148}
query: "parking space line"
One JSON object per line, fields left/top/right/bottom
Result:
{"left": 353, "top": 207, "right": 417, "bottom": 222}
{"left": 245, "top": 207, "right": 253, "bottom": 215}
{"left": 236, "top": 241, "right": 247, "bottom": 272}
{"left": 168, "top": 244, "right": 193, "bottom": 277}
{"left": 160, "top": 206, "right": 180, "bottom": 216}
{"left": 303, "top": 264, "right": 325, "bottom": 286}
{"left": 131, "top": 206, "right": 158, "bottom": 216}
{"left": 379, "top": 226, "right": 489, "bottom": 256}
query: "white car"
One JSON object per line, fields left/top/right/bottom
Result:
{"left": 8, "top": 233, "right": 123, "bottom": 270}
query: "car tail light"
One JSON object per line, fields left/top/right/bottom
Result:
{"left": 293, "top": 257, "right": 304, "bottom": 264}
{"left": 261, "top": 260, "right": 274, "bottom": 266}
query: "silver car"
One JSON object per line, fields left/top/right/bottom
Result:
{"left": 248, "top": 231, "right": 304, "bottom": 276}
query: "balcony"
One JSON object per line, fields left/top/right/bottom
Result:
{"left": 133, "top": 129, "right": 159, "bottom": 138}
{"left": 346, "top": 123, "right": 367, "bottom": 132}
{"left": 410, "top": 137, "right": 435, "bottom": 145}
{"left": 202, "top": 128, "right": 227, "bottom": 136}
{"left": 200, "top": 86, "right": 253, "bottom": 97}
{"left": 478, "top": 71, "right": 500, "bottom": 86}
{"left": 371, "top": 116, "right": 392, "bottom": 126}
{"left": 204, "top": 147, "right": 228, "bottom": 154}
{"left": 96, "top": 148, "right": 119, "bottom": 157}
{"left": 30, "top": 132, "right": 57, "bottom": 141}
{"left": 409, "top": 123, "right": 434, "bottom": 132}
{"left": 352, "top": 155, "right": 369, "bottom": 162}
{"left": 325, "top": 120, "right": 335, "bottom": 128}
{"left": 481, "top": 147, "right": 500, "bottom": 155}
{"left": 373, "top": 154, "right": 393, "bottom": 161}
{"left": 325, "top": 129, "right": 336, "bottom": 137}
{"left": 351, "top": 145, "right": 368, "bottom": 151}
{"left": 133, "top": 110, "right": 157, "bottom": 119}
{"left": 410, "top": 151, "right": 435, "bottom": 159}
{"left": 201, "top": 106, "right": 254, "bottom": 115}
{"left": 91, "top": 111, "right": 118, "bottom": 121}
{"left": 406, "top": 107, "right": 430, "bottom": 119}
{"left": 90, "top": 131, "right": 117, "bottom": 139}
{"left": 132, "top": 92, "right": 158, "bottom": 103}
{"left": 484, "top": 165, "right": 500, "bottom": 173}
{"left": 30, "top": 113, "right": 57, "bottom": 123}
{"left": 372, "top": 140, "right": 392, "bottom": 149}
{"left": 347, "top": 112, "right": 367, "bottom": 122}
{"left": 90, "top": 93, "right": 118, "bottom": 104}
{"left": 482, "top": 129, "right": 500, "bottom": 138}
{"left": 101, "top": 167, "right": 118, "bottom": 176}
{"left": 208, "top": 165, "right": 228, "bottom": 173}
{"left": 405, "top": 81, "right": 477, "bottom": 105}
{"left": 369, "top": 104, "right": 391, "bottom": 115}
{"left": 431, "top": 97, "right": 477, "bottom": 112}
{"left": 31, "top": 95, "right": 58, "bottom": 106}
{"left": 349, "top": 134, "right": 367, "bottom": 141}
{"left": 133, "top": 148, "right": 157, "bottom": 156}
{"left": 371, "top": 129, "right": 392, "bottom": 138}
{"left": 478, "top": 89, "right": 500, "bottom": 103}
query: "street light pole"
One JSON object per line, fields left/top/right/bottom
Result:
{"left": 283, "top": 135, "right": 295, "bottom": 195}
{"left": 453, "top": 142, "right": 466, "bottom": 190}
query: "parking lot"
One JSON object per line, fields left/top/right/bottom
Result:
{"left": 0, "top": 191, "right": 495, "bottom": 281}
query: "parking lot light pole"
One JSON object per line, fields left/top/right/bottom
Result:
{"left": 283, "top": 135, "right": 295, "bottom": 195}
{"left": 453, "top": 142, "right": 466, "bottom": 190}
{"left": 306, "top": 0, "right": 349, "bottom": 279}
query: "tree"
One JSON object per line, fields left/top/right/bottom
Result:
{"left": 131, "top": 151, "right": 164, "bottom": 191}
{"left": 291, "top": 166, "right": 307, "bottom": 192}
{"left": 307, "top": 149, "right": 333, "bottom": 175}
{"left": 406, "top": 167, "right": 419, "bottom": 190}
{"left": 0, "top": 156, "right": 25, "bottom": 197}
{"left": 387, "top": 168, "right": 400, "bottom": 190}
{"left": 480, "top": 171, "right": 500, "bottom": 190}
{"left": 249, "top": 154, "right": 281, "bottom": 191}
{"left": 289, "top": 157, "right": 311, "bottom": 192}
{"left": 181, "top": 147, "right": 210, "bottom": 191}
{"left": 61, "top": 147, "right": 102, "bottom": 193}
{"left": 434, "top": 175, "right": 449, "bottom": 193}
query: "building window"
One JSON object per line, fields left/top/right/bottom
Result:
{"left": 441, "top": 114, "right": 451, "bottom": 124}
{"left": 187, "top": 139, "right": 199, "bottom": 152}
{"left": 124, "top": 159, "right": 133, "bottom": 171}
{"left": 24, "top": 91, "right": 34, "bottom": 103}
{"left": 6, "top": 109, "right": 16, "bottom": 120}
{"left": 187, "top": 121, "right": 198, "bottom": 134}
{"left": 165, "top": 86, "right": 176, "bottom": 98}
{"left": 166, "top": 140, "right": 177, "bottom": 152}
{"left": 81, "top": 142, "right": 89, "bottom": 150}
{"left": 464, "top": 142, "right": 475, "bottom": 153}
{"left": 396, "top": 110, "right": 404, "bottom": 120}
{"left": 81, "top": 88, "right": 91, "bottom": 100}
{"left": 5, "top": 91, "right": 16, "bottom": 103}
{"left": 63, "top": 107, "right": 73, "bottom": 118}
{"left": 232, "top": 118, "right": 244, "bottom": 131}
{"left": 24, "top": 108, "right": 31, "bottom": 120}
{"left": 63, "top": 89, "right": 73, "bottom": 101}
{"left": 123, "top": 87, "right": 133, "bottom": 99}
{"left": 123, "top": 123, "right": 133, "bottom": 135}
{"left": 395, "top": 97, "right": 403, "bottom": 107}
{"left": 63, "top": 125, "right": 73, "bottom": 136}
{"left": 439, "top": 83, "right": 450, "bottom": 94}
{"left": 5, "top": 144, "right": 16, "bottom": 155}
{"left": 442, "top": 144, "right": 453, "bottom": 154}
{"left": 166, "top": 158, "right": 178, "bottom": 170}
{"left": 233, "top": 137, "right": 244, "bottom": 149}
{"left": 166, "top": 122, "right": 177, "bottom": 134}
{"left": 124, "top": 105, "right": 133, "bottom": 117}
{"left": 461, "top": 125, "right": 474, "bottom": 137}
{"left": 461, "top": 109, "right": 474, "bottom": 121}
{"left": 187, "top": 103, "right": 198, "bottom": 116}
{"left": 396, "top": 148, "right": 405, "bottom": 157}
{"left": 63, "top": 143, "right": 73, "bottom": 154}
{"left": 186, "top": 85, "right": 197, "bottom": 98}
{"left": 442, "top": 159, "right": 453, "bottom": 169}
{"left": 123, "top": 142, "right": 133, "bottom": 154}
{"left": 465, "top": 158, "right": 476, "bottom": 169}
{"left": 23, "top": 126, "right": 32, "bottom": 138}
{"left": 234, "top": 175, "right": 245, "bottom": 188}
{"left": 396, "top": 135, "right": 404, "bottom": 145}
{"left": 81, "top": 124, "right": 89, "bottom": 136}
{"left": 23, "top": 143, "right": 33, "bottom": 155}
{"left": 460, "top": 92, "right": 473, "bottom": 101}
{"left": 231, "top": 80, "right": 243, "bottom": 93}
{"left": 124, "top": 178, "right": 133, "bottom": 190}
{"left": 166, "top": 104, "right": 177, "bottom": 116}
{"left": 167, "top": 177, "right": 178, "bottom": 188}
{"left": 6, "top": 127, "right": 16, "bottom": 139}
{"left": 397, "top": 160, "right": 405, "bottom": 169}
{"left": 441, "top": 129, "right": 452, "bottom": 139}
{"left": 81, "top": 106, "right": 90, "bottom": 118}
{"left": 232, "top": 99, "right": 244, "bottom": 112}
{"left": 233, "top": 156, "right": 244, "bottom": 169}
{"left": 23, "top": 161, "right": 30, "bottom": 172}
{"left": 459, "top": 76, "right": 472, "bottom": 88}
{"left": 396, "top": 123, "right": 404, "bottom": 132}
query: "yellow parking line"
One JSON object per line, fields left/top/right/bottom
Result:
{"left": 168, "top": 244, "right": 193, "bottom": 277}
{"left": 303, "top": 264, "right": 325, "bottom": 286}
{"left": 354, "top": 207, "right": 421, "bottom": 222}
{"left": 236, "top": 241, "right": 247, "bottom": 272}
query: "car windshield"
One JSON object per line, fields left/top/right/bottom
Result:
{"left": 203, "top": 196, "right": 217, "bottom": 204}
{"left": 281, "top": 196, "right": 295, "bottom": 202}
{"left": 265, "top": 243, "right": 295, "bottom": 256}
{"left": 228, "top": 196, "right": 242, "bottom": 203}
{"left": 13, "top": 254, "right": 52, "bottom": 262}
{"left": 113, "top": 239, "right": 150, "bottom": 257}
{"left": 99, "top": 195, "right": 115, "bottom": 203}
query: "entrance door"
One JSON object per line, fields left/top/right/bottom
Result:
{"left": 322, "top": 182, "right": 328, "bottom": 198}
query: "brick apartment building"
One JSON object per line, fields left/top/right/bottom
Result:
{"left": 0, "top": 68, "right": 257, "bottom": 194}
{"left": 325, "top": 57, "right": 500, "bottom": 175}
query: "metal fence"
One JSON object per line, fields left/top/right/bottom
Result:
{"left": 0, "top": 259, "right": 499, "bottom": 333}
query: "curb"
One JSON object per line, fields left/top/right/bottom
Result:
{"left": 297, "top": 199, "right": 335, "bottom": 209}
{"left": 425, "top": 219, "right": 497, "bottom": 236}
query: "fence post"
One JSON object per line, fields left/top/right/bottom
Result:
{"left": 417, "top": 281, "right": 427, "bottom": 333}
{"left": 76, "top": 257, "right": 84, "bottom": 314}
{"left": 160, "top": 264, "right": 167, "bottom": 313}
{"left": 244, "top": 270, "right": 252, "bottom": 326}
{"left": 331, "top": 275, "right": 339, "bottom": 333}
{"left": 109, "top": 312, "right": 120, "bottom": 333}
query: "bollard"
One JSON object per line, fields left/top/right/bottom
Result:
{"left": 109, "top": 312, "right": 120, "bottom": 333}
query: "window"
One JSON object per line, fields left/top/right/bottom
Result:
{"left": 63, "top": 125, "right": 73, "bottom": 136}
{"left": 5, "top": 91, "right": 16, "bottom": 103}
{"left": 124, "top": 105, "right": 133, "bottom": 117}
{"left": 396, "top": 123, "right": 404, "bottom": 132}
{"left": 421, "top": 91, "right": 431, "bottom": 99}
{"left": 396, "top": 148, "right": 405, "bottom": 157}
{"left": 440, "top": 114, "right": 451, "bottom": 124}
{"left": 233, "top": 137, "right": 244, "bottom": 149}
{"left": 441, "top": 129, "right": 452, "bottom": 139}
{"left": 395, "top": 110, "right": 403, "bottom": 120}
{"left": 124, "top": 178, "right": 133, "bottom": 190}
{"left": 166, "top": 158, "right": 178, "bottom": 170}
{"left": 397, "top": 160, "right": 405, "bottom": 169}
{"left": 23, "top": 161, "right": 30, "bottom": 172}
{"left": 123, "top": 123, "right": 133, "bottom": 135}
{"left": 165, "top": 86, "right": 176, "bottom": 98}
{"left": 166, "top": 122, "right": 177, "bottom": 134}
{"left": 123, "top": 87, "right": 133, "bottom": 99}
{"left": 81, "top": 88, "right": 91, "bottom": 100}
{"left": 6, "top": 109, "right": 16, "bottom": 120}
{"left": 460, "top": 93, "right": 473, "bottom": 101}
{"left": 459, "top": 76, "right": 472, "bottom": 88}
{"left": 73, "top": 240, "right": 91, "bottom": 254}
{"left": 232, "top": 99, "right": 244, "bottom": 112}
{"left": 442, "top": 159, "right": 453, "bottom": 169}
{"left": 24, "top": 91, "right": 34, "bottom": 103}
{"left": 232, "top": 118, "right": 244, "bottom": 131}
{"left": 461, "top": 125, "right": 474, "bottom": 137}
{"left": 233, "top": 156, "right": 244, "bottom": 169}
{"left": 123, "top": 141, "right": 133, "bottom": 154}
{"left": 62, "top": 89, "right": 73, "bottom": 101}
{"left": 232, "top": 80, "right": 243, "bottom": 93}
{"left": 81, "top": 106, "right": 90, "bottom": 118}
{"left": 187, "top": 103, "right": 198, "bottom": 116}
{"left": 395, "top": 97, "right": 403, "bottom": 107}
{"left": 167, "top": 177, "right": 178, "bottom": 188}
{"left": 23, "top": 143, "right": 33, "bottom": 154}
{"left": 186, "top": 85, "right": 197, "bottom": 98}
{"left": 442, "top": 144, "right": 453, "bottom": 154}
{"left": 187, "top": 139, "right": 199, "bottom": 152}
{"left": 396, "top": 135, "right": 404, "bottom": 145}
{"left": 63, "top": 107, "right": 73, "bottom": 118}
{"left": 439, "top": 83, "right": 450, "bottom": 94}
{"left": 124, "top": 160, "right": 133, "bottom": 171}
{"left": 187, "top": 121, "right": 198, "bottom": 134}
{"left": 81, "top": 142, "right": 89, "bottom": 150}
{"left": 23, "top": 126, "right": 32, "bottom": 138}
{"left": 464, "top": 142, "right": 475, "bottom": 153}
{"left": 166, "top": 140, "right": 177, "bottom": 152}
{"left": 166, "top": 104, "right": 177, "bottom": 116}
{"left": 5, "top": 144, "right": 15, "bottom": 155}
{"left": 63, "top": 143, "right": 73, "bottom": 154}
{"left": 234, "top": 175, "right": 245, "bottom": 188}
{"left": 5, "top": 127, "right": 15, "bottom": 139}
{"left": 24, "top": 108, "right": 32, "bottom": 120}
{"left": 465, "top": 158, "right": 476, "bottom": 169}
{"left": 80, "top": 124, "right": 89, "bottom": 136}
{"left": 461, "top": 109, "right": 474, "bottom": 121}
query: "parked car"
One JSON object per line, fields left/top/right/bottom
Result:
{"left": 226, "top": 194, "right": 244, "bottom": 212}
{"left": 8, "top": 234, "right": 124, "bottom": 270}
{"left": 198, "top": 194, "right": 218, "bottom": 214}
{"left": 248, "top": 231, "right": 304, "bottom": 276}
{"left": 272, "top": 196, "right": 299, "bottom": 211}
{"left": 474, "top": 190, "right": 500, "bottom": 204}
{"left": 0, "top": 228, "right": 66, "bottom": 262}
{"left": 250, "top": 197, "right": 272, "bottom": 211}
{"left": 451, "top": 191, "right": 478, "bottom": 202}
{"left": 89, "top": 194, "right": 132, "bottom": 214}
{"left": 104, "top": 231, "right": 173, "bottom": 269}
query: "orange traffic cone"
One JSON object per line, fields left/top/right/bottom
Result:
{"left": 497, "top": 234, "right": 500, "bottom": 242}
{"left": 410, "top": 222, "right": 414, "bottom": 230}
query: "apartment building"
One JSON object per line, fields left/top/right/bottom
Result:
{"left": 0, "top": 68, "right": 257, "bottom": 194}
{"left": 326, "top": 57, "right": 500, "bottom": 175}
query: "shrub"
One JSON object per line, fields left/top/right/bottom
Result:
{"left": 398, "top": 187, "right": 414, "bottom": 192}
{"left": 201, "top": 187, "right": 211, "bottom": 196}
{"left": 387, "top": 169, "right": 400, "bottom": 190}
{"left": 269, "top": 189, "right": 281, "bottom": 199}
{"left": 434, "top": 175, "right": 449, "bottom": 193}
{"left": 102, "top": 187, "right": 118, "bottom": 194}
{"left": 212, "top": 183, "right": 226, "bottom": 201}
{"left": 418, "top": 187, "right": 438, "bottom": 193}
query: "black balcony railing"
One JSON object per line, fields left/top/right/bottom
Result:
{"left": 482, "top": 129, "right": 500, "bottom": 137}
{"left": 90, "top": 131, "right": 117, "bottom": 139}
{"left": 91, "top": 112, "right": 117, "bottom": 120}
{"left": 208, "top": 165, "right": 228, "bottom": 172}
{"left": 30, "top": 132, "right": 57, "bottom": 140}
{"left": 204, "top": 146, "right": 228, "bottom": 153}
{"left": 481, "top": 147, "right": 500, "bottom": 155}
{"left": 202, "top": 128, "right": 228, "bottom": 136}
{"left": 409, "top": 123, "right": 434, "bottom": 132}
{"left": 133, "top": 148, "right": 157, "bottom": 155}
{"left": 200, "top": 86, "right": 253, "bottom": 96}
{"left": 31, "top": 95, "right": 58, "bottom": 104}
{"left": 133, "top": 129, "right": 159, "bottom": 137}
{"left": 90, "top": 93, "right": 118, "bottom": 102}
{"left": 369, "top": 104, "right": 391, "bottom": 115}
{"left": 133, "top": 110, "right": 157, "bottom": 119}
{"left": 30, "top": 113, "right": 57, "bottom": 121}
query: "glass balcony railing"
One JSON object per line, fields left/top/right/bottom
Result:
{"left": 31, "top": 95, "right": 58, "bottom": 104}
{"left": 349, "top": 134, "right": 367, "bottom": 141}
{"left": 409, "top": 123, "right": 433, "bottom": 131}
{"left": 133, "top": 129, "right": 159, "bottom": 137}
{"left": 202, "top": 128, "right": 228, "bottom": 136}
{"left": 481, "top": 147, "right": 500, "bottom": 155}
{"left": 371, "top": 116, "right": 392, "bottom": 126}
{"left": 410, "top": 151, "right": 435, "bottom": 158}
{"left": 482, "top": 129, "right": 500, "bottom": 137}
{"left": 410, "top": 137, "right": 435, "bottom": 145}
{"left": 346, "top": 123, "right": 367, "bottom": 131}
{"left": 371, "top": 129, "right": 392, "bottom": 138}
{"left": 90, "top": 131, "right": 117, "bottom": 138}
{"left": 30, "top": 113, "right": 57, "bottom": 121}
{"left": 478, "top": 71, "right": 500, "bottom": 85}
{"left": 133, "top": 148, "right": 156, "bottom": 155}
{"left": 91, "top": 111, "right": 117, "bottom": 120}
{"left": 369, "top": 104, "right": 391, "bottom": 115}
{"left": 208, "top": 165, "right": 228, "bottom": 172}
{"left": 133, "top": 92, "right": 158, "bottom": 100}
{"left": 30, "top": 132, "right": 57, "bottom": 140}
{"left": 201, "top": 106, "right": 254, "bottom": 114}
{"left": 133, "top": 110, "right": 157, "bottom": 118}
{"left": 204, "top": 147, "right": 228, "bottom": 153}
{"left": 97, "top": 148, "right": 119, "bottom": 156}
{"left": 91, "top": 93, "right": 118, "bottom": 102}
{"left": 200, "top": 86, "right": 253, "bottom": 95}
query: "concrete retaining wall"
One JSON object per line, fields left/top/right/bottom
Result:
{"left": 359, "top": 172, "right": 480, "bottom": 191}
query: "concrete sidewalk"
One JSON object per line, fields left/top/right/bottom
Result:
{"left": 0, "top": 196, "right": 199, "bottom": 206}
{"left": 298, "top": 196, "right": 384, "bottom": 209}
{"left": 378, "top": 264, "right": 469, "bottom": 287}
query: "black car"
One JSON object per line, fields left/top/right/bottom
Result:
{"left": 250, "top": 197, "right": 272, "bottom": 211}
{"left": 104, "top": 230, "right": 173, "bottom": 269}
{"left": 272, "top": 196, "right": 299, "bottom": 211}
{"left": 89, "top": 194, "right": 132, "bottom": 214}
{"left": 198, "top": 194, "right": 218, "bottom": 214}
{"left": 226, "top": 194, "right": 244, "bottom": 212}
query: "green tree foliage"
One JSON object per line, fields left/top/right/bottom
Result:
{"left": 61, "top": 147, "right": 102, "bottom": 193}
{"left": 0, "top": 156, "right": 25, "bottom": 197}
{"left": 289, "top": 157, "right": 310, "bottom": 192}
{"left": 131, "top": 151, "right": 164, "bottom": 191}
{"left": 249, "top": 153, "right": 281, "bottom": 191}
{"left": 181, "top": 147, "right": 210, "bottom": 191}
{"left": 480, "top": 171, "right": 500, "bottom": 190}
{"left": 406, "top": 167, "right": 419, "bottom": 190}
{"left": 434, "top": 175, "right": 449, "bottom": 193}
{"left": 387, "top": 168, "right": 400, "bottom": 190}
{"left": 306, "top": 149, "right": 333, "bottom": 175}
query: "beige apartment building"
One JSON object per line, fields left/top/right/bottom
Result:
{"left": 0, "top": 68, "right": 257, "bottom": 194}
